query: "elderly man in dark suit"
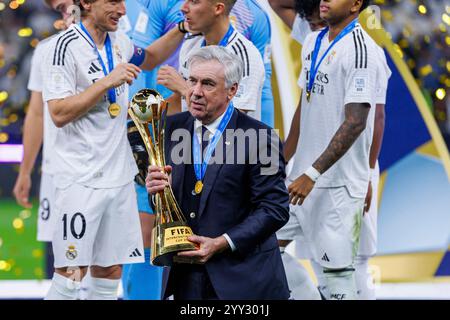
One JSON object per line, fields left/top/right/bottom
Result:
{"left": 146, "top": 45, "right": 290, "bottom": 300}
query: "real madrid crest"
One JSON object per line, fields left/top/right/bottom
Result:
{"left": 114, "top": 44, "right": 123, "bottom": 61}
{"left": 325, "top": 51, "right": 337, "bottom": 65}
{"left": 66, "top": 245, "right": 78, "bottom": 260}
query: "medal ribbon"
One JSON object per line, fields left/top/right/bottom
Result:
{"left": 201, "top": 23, "right": 234, "bottom": 47}
{"left": 307, "top": 18, "right": 358, "bottom": 98}
{"left": 192, "top": 103, "right": 234, "bottom": 183}
{"left": 80, "top": 22, "right": 116, "bottom": 104}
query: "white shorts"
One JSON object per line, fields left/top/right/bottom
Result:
{"left": 277, "top": 186, "right": 364, "bottom": 269}
{"left": 37, "top": 173, "right": 58, "bottom": 242}
{"left": 52, "top": 182, "right": 144, "bottom": 268}
{"left": 358, "top": 163, "right": 379, "bottom": 257}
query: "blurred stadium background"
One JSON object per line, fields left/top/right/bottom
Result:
{"left": 0, "top": 0, "right": 449, "bottom": 299}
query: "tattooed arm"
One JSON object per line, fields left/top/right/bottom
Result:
{"left": 288, "top": 102, "right": 370, "bottom": 205}
{"left": 312, "top": 103, "right": 370, "bottom": 173}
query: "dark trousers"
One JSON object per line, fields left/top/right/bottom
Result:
{"left": 171, "top": 264, "right": 218, "bottom": 300}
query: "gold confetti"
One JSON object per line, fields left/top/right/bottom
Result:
{"left": 436, "top": 88, "right": 446, "bottom": 100}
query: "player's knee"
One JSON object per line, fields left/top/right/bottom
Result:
{"left": 90, "top": 265, "right": 122, "bottom": 279}
{"left": 55, "top": 266, "right": 88, "bottom": 282}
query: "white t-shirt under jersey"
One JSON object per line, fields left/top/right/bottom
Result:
{"left": 179, "top": 29, "right": 265, "bottom": 120}
{"left": 42, "top": 24, "right": 138, "bottom": 189}
{"left": 27, "top": 36, "right": 58, "bottom": 175}
{"left": 289, "top": 23, "right": 379, "bottom": 198}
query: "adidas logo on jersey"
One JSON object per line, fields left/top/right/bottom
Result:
{"left": 88, "top": 62, "right": 101, "bottom": 74}
{"left": 129, "top": 248, "right": 142, "bottom": 258}
{"left": 321, "top": 253, "right": 330, "bottom": 262}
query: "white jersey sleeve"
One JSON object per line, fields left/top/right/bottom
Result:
{"left": 28, "top": 43, "right": 45, "bottom": 92}
{"left": 229, "top": 35, "right": 265, "bottom": 114}
{"left": 375, "top": 47, "right": 391, "bottom": 105}
{"left": 343, "top": 30, "right": 378, "bottom": 106}
{"left": 291, "top": 14, "right": 311, "bottom": 45}
{"left": 43, "top": 40, "right": 77, "bottom": 102}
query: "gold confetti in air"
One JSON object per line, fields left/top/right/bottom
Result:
{"left": 436, "top": 88, "right": 447, "bottom": 100}
{"left": 418, "top": 5, "right": 427, "bottom": 15}
{"left": 18, "top": 28, "right": 33, "bottom": 38}
{"left": 12, "top": 218, "right": 24, "bottom": 230}
{"left": 19, "top": 210, "right": 31, "bottom": 220}
{"left": 0, "top": 133, "right": 9, "bottom": 143}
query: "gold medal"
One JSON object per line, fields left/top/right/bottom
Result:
{"left": 194, "top": 180, "right": 203, "bottom": 194}
{"left": 109, "top": 103, "right": 121, "bottom": 118}
{"left": 306, "top": 91, "right": 311, "bottom": 102}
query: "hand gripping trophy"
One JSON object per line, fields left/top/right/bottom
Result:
{"left": 128, "top": 89, "right": 197, "bottom": 266}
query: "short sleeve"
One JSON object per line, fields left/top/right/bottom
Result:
{"left": 42, "top": 41, "right": 77, "bottom": 102}
{"left": 231, "top": 43, "right": 265, "bottom": 112}
{"left": 375, "top": 48, "right": 391, "bottom": 105}
{"left": 343, "top": 30, "right": 377, "bottom": 106}
{"left": 27, "top": 44, "right": 45, "bottom": 92}
{"left": 291, "top": 14, "right": 311, "bottom": 45}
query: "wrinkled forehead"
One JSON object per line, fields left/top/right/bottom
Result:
{"left": 189, "top": 59, "right": 225, "bottom": 81}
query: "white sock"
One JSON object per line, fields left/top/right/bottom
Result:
{"left": 281, "top": 252, "right": 321, "bottom": 300}
{"left": 355, "top": 255, "right": 376, "bottom": 300}
{"left": 87, "top": 277, "right": 120, "bottom": 300}
{"left": 324, "top": 267, "right": 357, "bottom": 300}
{"left": 311, "top": 260, "right": 329, "bottom": 299}
{"left": 77, "top": 269, "right": 91, "bottom": 300}
{"left": 45, "top": 273, "right": 81, "bottom": 300}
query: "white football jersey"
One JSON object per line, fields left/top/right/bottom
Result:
{"left": 42, "top": 24, "right": 138, "bottom": 189}
{"left": 27, "top": 36, "right": 58, "bottom": 175}
{"left": 178, "top": 29, "right": 265, "bottom": 120}
{"left": 290, "top": 23, "right": 380, "bottom": 198}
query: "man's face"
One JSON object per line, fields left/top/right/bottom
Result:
{"left": 83, "top": 0, "right": 126, "bottom": 32}
{"left": 306, "top": 8, "right": 327, "bottom": 31}
{"left": 319, "top": 0, "right": 362, "bottom": 24}
{"left": 181, "top": 0, "right": 221, "bottom": 33}
{"left": 186, "top": 59, "right": 237, "bottom": 124}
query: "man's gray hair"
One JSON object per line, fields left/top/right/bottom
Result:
{"left": 187, "top": 46, "right": 243, "bottom": 89}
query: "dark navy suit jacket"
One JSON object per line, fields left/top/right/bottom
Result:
{"left": 161, "top": 109, "right": 290, "bottom": 300}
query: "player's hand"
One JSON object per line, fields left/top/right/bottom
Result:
{"left": 105, "top": 63, "right": 141, "bottom": 88}
{"left": 13, "top": 173, "right": 33, "bottom": 208}
{"left": 288, "top": 174, "right": 315, "bottom": 205}
{"left": 177, "top": 235, "right": 228, "bottom": 264}
{"left": 146, "top": 165, "right": 172, "bottom": 194}
{"left": 157, "top": 66, "right": 188, "bottom": 96}
{"left": 364, "top": 181, "right": 372, "bottom": 215}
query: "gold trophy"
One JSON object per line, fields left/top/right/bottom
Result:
{"left": 128, "top": 89, "right": 197, "bottom": 266}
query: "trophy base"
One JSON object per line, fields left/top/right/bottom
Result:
{"left": 151, "top": 221, "right": 198, "bottom": 266}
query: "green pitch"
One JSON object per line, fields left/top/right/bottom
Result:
{"left": 0, "top": 198, "right": 46, "bottom": 280}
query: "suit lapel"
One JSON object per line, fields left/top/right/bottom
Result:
{"left": 198, "top": 109, "right": 239, "bottom": 218}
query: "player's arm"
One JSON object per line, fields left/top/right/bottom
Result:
{"left": 12, "top": 91, "right": 44, "bottom": 208}
{"left": 139, "top": 25, "right": 186, "bottom": 71}
{"left": 268, "top": 0, "right": 297, "bottom": 28}
{"left": 364, "top": 103, "right": 385, "bottom": 212}
{"left": 288, "top": 103, "right": 370, "bottom": 205}
{"left": 48, "top": 63, "right": 141, "bottom": 127}
{"left": 166, "top": 92, "right": 182, "bottom": 116}
{"left": 313, "top": 103, "right": 370, "bottom": 173}
{"left": 284, "top": 96, "right": 302, "bottom": 162}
